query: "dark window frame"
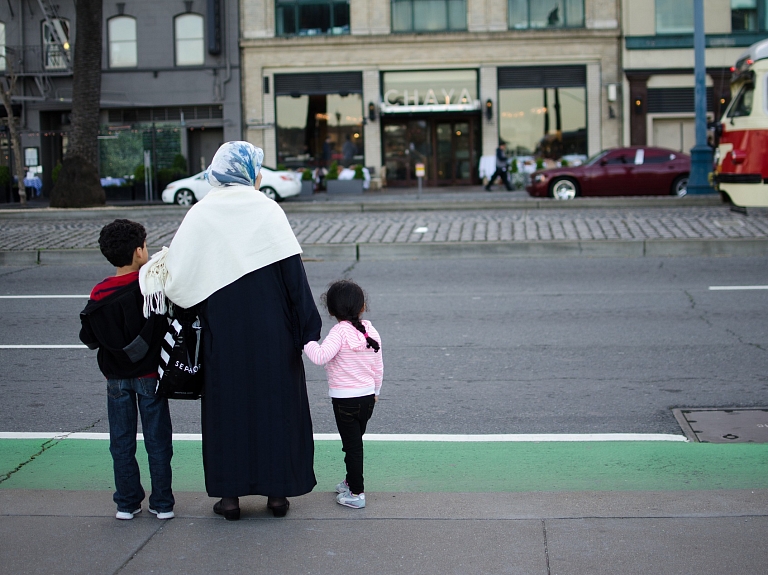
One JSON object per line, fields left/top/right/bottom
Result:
{"left": 507, "top": 0, "right": 585, "bottom": 31}
{"left": 731, "top": 0, "right": 767, "bottom": 33}
{"left": 391, "top": 0, "right": 468, "bottom": 34}
{"left": 275, "top": 0, "right": 351, "bottom": 37}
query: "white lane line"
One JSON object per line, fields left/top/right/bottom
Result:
{"left": 0, "top": 345, "right": 87, "bottom": 349}
{"left": 0, "top": 295, "right": 89, "bottom": 298}
{"left": 0, "top": 432, "right": 687, "bottom": 442}
{"left": 709, "top": 285, "right": 768, "bottom": 291}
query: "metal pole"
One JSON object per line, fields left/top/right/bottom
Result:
{"left": 688, "top": 0, "right": 715, "bottom": 194}
{"left": 418, "top": 175, "right": 422, "bottom": 199}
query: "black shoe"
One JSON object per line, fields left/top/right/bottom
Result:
{"left": 267, "top": 497, "right": 290, "bottom": 518}
{"left": 213, "top": 498, "right": 241, "bottom": 521}
{"left": 485, "top": 187, "right": 492, "bottom": 192}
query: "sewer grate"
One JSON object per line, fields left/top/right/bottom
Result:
{"left": 673, "top": 408, "right": 768, "bottom": 443}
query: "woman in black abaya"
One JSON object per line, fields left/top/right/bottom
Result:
{"left": 140, "top": 142, "right": 321, "bottom": 520}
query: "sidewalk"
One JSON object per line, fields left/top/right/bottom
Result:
{"left": 2, "top": 435, "right": 767, "bottom": 574}
{"left": 1, "top": 187, "right": 767, "bottom": 263}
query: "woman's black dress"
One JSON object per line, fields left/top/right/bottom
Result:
{"left": 198, "top": 254, "right": 321, "bottom": 498}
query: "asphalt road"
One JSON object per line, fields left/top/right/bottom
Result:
{"left": 1, "top": 255, "right": 766, "bottom": 436}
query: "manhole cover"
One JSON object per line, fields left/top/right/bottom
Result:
{"left": 673, "top": 408, "right": 768, "bottom": 443}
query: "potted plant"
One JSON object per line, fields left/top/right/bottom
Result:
{"left": 326, "top": 161, "right": 363, "bottom": 194}
{"left": 300, "top": 168, "right": 314, "bottom": 195}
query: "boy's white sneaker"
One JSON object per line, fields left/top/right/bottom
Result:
{"left": 335, "top": 479, "right": 350, "bottom": 494}
{"left": 115, "top": 508, "right": 141, "bottom": 520}
{"left": 336, "top": 491, "right": 365, "bottom": 509}
{"left": 149, "top": 508, "right": 175, "bottom": 520}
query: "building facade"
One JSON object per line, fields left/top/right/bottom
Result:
{"left": 0, "top": 0, "right": 241, "bottom": 197}
{"left": 622, "top": 0, "right": 768, "bottom": 152}
{"left": 241, "top": 0, "right": 622, "bottom": 186}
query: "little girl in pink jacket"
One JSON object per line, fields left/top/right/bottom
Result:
{"left": 303, "top": 279, "right": 383, "bottom": 509}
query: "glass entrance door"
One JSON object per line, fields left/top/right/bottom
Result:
{"left": 383, "top": 120, "right": 431, "bottom": 186}
{"left": 382, "top": 116, "right": 477, "bottom": 186}
{"left": 435, "top": 121, "right": 472, "bottom": 185}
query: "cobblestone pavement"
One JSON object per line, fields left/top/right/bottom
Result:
{"left": 1, "top": 206, "right": 767, "bottom": 251}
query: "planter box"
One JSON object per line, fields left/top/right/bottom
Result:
{"left": 104, "top": 186, "right": 134, "bottom": 201}
{"left": 300, "top": 180, "right": 314, "bottom": 196}
{"left": 326, "top": 179, "right": 363, "bottom": 194}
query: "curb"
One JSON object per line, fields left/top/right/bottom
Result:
{"left": 0, "top": 195, "right": 725, "bottom": 219}
{"left": 4, "top": 238, "right": 766, "bottom": 265}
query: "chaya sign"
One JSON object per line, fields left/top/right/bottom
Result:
{"left": 380, "top": 87, "right": 480, "bottom": 114}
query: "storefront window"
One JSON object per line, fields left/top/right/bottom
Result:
{"left": 392, "top": 0, "right": 467, "bottom": 32}
{"left": 509, "top": 0, "right": 584, "bottom": 29}
{"left": 276, "top": 93, "right": 363, "bottom": 168}
{"left": 732, "top": 0, "right": 759, "bottom": 31}
{"left": 277, "top": 0, "right": 350, "bottom": 36}
{"left": 655, "top": 0, "right": 693, "bottom": 34}
{"left": 498, "top": 87, "right": 586, "bottom": 158}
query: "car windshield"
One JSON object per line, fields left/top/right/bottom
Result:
{"left": 584, "top": 150, "right": 610, "bottom": 166}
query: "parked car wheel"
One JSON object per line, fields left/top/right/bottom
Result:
{"left": 671, "top": 175, "right": 688, "bottom": 197}
{"left": 549, "top": 177, "right": 578, "bottom": 200}
{"left": 261, "top": 186, "right": 281, "bottom": 202}
{"left": 174, "top": 189, "right": 196, "bottom": 206}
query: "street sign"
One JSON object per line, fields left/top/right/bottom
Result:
{"left": 415, "top": 163, "right": 425, "bottom": 178}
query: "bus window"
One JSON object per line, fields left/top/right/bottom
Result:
{"left": 727, "top": 83, "right": 754, "bottom": 118}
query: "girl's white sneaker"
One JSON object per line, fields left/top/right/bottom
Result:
{"left": 335, "top": 479, "right": 350, "bottom": 494}
{"left": 336, "top": 492, "right": 365, "bottom": 509}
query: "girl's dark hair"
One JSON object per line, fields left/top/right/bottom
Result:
{"left": 322, "top": 279, "right": 380, "bottom": 353}
{"left": 98, "top": 219, "right": 147, "bottom": 267}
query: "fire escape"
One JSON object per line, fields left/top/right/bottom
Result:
{"left": 6, "top": 0, "right": 73, "bottom": 101}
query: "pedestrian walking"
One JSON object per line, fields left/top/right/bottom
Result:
{"left": 140, "top": 141, "right": 322, "bottom": 521}
{"left": 303, "top": 280, "right": 383, "bottom": 509}
{"left": 79, "top": 219, "right": 174, "bottom": 521}
{"left": 485, "top": 141, "right": 513, "bottom": 191}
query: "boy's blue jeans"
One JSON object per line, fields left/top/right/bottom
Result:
{"left": 107, "top": 377, "right": 174, "bottom": 513}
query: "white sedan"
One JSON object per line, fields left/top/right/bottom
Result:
{"left": 161, "top": 167, "right": 301, "bottom": 205}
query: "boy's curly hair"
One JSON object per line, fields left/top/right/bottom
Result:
{"left": 98, "top": 219, "right": 147, "bottom": 267}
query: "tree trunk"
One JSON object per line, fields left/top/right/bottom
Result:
{"left": 49, "top": 0, "right": 105, "bottom": 208}
{"left": 0, "top": 74, "right": 27, "bottom": 205}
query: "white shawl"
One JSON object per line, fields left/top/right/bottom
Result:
{"left": 139, "top": 184, "right": 302, "bottom": 315}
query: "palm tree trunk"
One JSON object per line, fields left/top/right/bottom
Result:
{"left": 49, "top": 0, "right": 105, "bottom": 208}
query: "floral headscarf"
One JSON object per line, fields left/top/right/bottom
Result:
{"left": 204, "top": 141, "right": 264, "bottom": 188}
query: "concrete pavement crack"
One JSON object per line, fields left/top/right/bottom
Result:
{"left": 112, "top": 523, "right": 165, "bottom": 575}
{"left": 0, "top": 418, "right": 102, "bottom": 485}
{"left": 542, "top": 519, "right": 552, "bottom": 575}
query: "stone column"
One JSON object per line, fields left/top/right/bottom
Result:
{"left": 479, "top": 66, "right": 498, "bottom": 157}
{"left": 586, "top": 62, "right": 602, "bottom": 156}
{"left": 363, "top": 69, "right": 382, "bottom": 188}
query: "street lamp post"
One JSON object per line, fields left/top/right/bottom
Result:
{"left": 688, "top": 0, "right": 716, "bottom": 195}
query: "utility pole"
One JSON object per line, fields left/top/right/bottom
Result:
{"left": 688, "top": 0, "right": 716, "bottom": 194}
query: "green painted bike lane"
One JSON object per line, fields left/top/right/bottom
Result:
{"left": 3, "top": 438, "right": 768, "bottom": 493}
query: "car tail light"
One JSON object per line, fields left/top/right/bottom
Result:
{"left": 279, "top": 175, "right": 293, "bottom": 181}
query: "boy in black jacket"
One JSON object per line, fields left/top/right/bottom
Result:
{"left": 80, "top": 219, "right": 174, "bottom": 520}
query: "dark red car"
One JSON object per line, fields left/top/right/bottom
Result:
{"left": 526, "top": 147, "right": 690, "bottom": 200}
